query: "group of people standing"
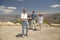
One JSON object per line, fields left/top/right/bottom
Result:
{"left": 20, "top": 8, "right": 43, "bottom": 37}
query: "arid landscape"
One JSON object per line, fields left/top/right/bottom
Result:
{"left": 0, "top": 0, "right": 60, "bottom": 40}
{"left": 0, "top": 24, "right": 60, "bottom": 40}
{"left": 0, "top": 13, "right": 60, "bottom": 40}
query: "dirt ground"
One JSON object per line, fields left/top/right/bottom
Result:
{"left": 0, "top": 24, "right": 60, "bottom": 40}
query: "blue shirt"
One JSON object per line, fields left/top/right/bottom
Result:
{"left": 31, "top": 14, "right": 36, "bottom": 20}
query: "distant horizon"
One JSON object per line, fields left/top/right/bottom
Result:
{"left": 0, "top": 12, "right": 60, "bottom": 15}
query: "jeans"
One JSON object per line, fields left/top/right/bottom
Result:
{"left": 22, "top": 21, "right": 28, "bottom": 35}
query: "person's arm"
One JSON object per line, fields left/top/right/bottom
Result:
{"left": 30, "top": 14, "right": 32, "bottom": 19}
{"left": 35, "top": 15, "right": 37, "bottom": 20}
{"left": 21, "top": 13, "right": 29, "bottom": 21}
{"left": 21, "top": 14, "right": 25, "bottom": 21}
{"left": 21, "top": 17, "right": 27, "bottom": 21}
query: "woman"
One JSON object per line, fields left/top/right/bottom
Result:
{"left": 37, "top": 13, "right": 43, "bottom": 31}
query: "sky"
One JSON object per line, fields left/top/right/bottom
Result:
{"left": 0, "top": 0, "right": 60, "bottom": 14}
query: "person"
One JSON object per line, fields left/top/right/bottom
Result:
{"left": 37, "top": 13, "right": 43, "bottom": 31}
{"left": 28, "top": 14, "right": 32, "bottom": 29}
{"left": 21, "top": 8, "right": 28, "bottom": 37}
{"left": 31, "top": 10, "right": 37, "bottom": 30}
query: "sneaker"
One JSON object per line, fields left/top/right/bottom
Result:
{"left": 29, "top": 28, "right": 32, "bottom": 30}
{"left": 25, "top": 34, "right": 29, "bottom": 36}
{"left": 22, "top": 35, "right": 24, "bottom": 38}
{"left": 33, "top": 29, "right": 37, "bottom": 31}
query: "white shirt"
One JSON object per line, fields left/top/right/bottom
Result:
{"left": 38, "top": 16, "right": 43, "bottom": 24}
{"left": 21, "top": 13, "right": 28, "bottom": 21}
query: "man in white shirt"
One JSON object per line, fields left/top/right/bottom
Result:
{"left": 21, "top": 8, "right": 28, "bottom": 37}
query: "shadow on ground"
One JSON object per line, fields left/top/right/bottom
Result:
{"left": 16, "top": 34, "right": 22, "bottom": 37}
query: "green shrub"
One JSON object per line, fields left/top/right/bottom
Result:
{"left": 13, "top": 19, "right": 22, "bottom": 25}
{"left": 43, "top": 20, "right": 48, "bottom": 24}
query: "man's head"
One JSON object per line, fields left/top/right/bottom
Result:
{"left": 32, "top": 10, "right": 35, "bottom": 14}
{"left": 22, "top": 8, "right": 26, "bottom": 14}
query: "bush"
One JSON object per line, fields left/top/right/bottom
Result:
{"left": 13, "top": 19, "right": 22, "bottom": 25}
{"left": 43, "top": 20, "right": 48, "bottom": 24}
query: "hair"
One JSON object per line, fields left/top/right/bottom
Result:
{"left": 32, "top": 10, "right": 35, "bottom": 13}
{"left": 38, "top": 13, "right": 43, "bottom": 16}
{"left": 23, "top": 8, "right": 26, "bottom": 11}
{"left": 22, "top": 8, "right": 26, "bottom": 13}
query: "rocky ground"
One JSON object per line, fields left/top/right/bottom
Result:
{"left": 0, "top": 24, "right": 60, "bottom": 40}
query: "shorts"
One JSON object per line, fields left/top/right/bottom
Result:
{"left": 31, "top": 20, "right": 36, "bottom": 24}
{"left": 28, "top": 20, "right": 31, "bottom": 25}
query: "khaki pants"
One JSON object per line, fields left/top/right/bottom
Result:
{"left": 31, "top": 20, "right": 36, "bottom": 29}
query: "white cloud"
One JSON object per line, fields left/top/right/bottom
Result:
{"left": 8, "top": 7, "right": 16, "bottom": 9}
{"left": 18, "top": 0, "right": 24, "bottom": 1}
{"left": 51, "top": 4, "right": 60, "bottom": 8}
{"left": 0, "top": 5, "right": 16, "bottom": 14}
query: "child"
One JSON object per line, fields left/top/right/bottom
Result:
{"left": 37, "top": 13, "right": 43, "bottom": 31}
{"left": 28, "top": 15, "right": 32, "bottom": 29}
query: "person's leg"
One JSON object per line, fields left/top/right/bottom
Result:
{"left": 39, "top": 24, "right": 41, "bottom": 31}
{"left": 29, "top": 20, "right": 32, "bottom": 29}
{"left": 22, "top": 21, "right": 25, "bottom": 37}
{"left": 28, "top": 21, "right": 31, "bottom": 28}
{"left": 33, "top": 20, "right": 35, "bottom": 29}
{"left": 32, "top": 20, "right": 35, "bottom": 29}
{"left": 25, "top": 21, "right": 28, "bottom": 36}
{"left": 37, "top": 23, "right": 39, "bottom": 30}
{"left": 33, "top": 20, "right": 37, "bottom": 30}
{"left": 31, "top": 20, "right": 34, "bottom": 29}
